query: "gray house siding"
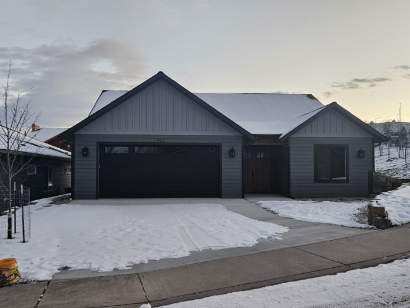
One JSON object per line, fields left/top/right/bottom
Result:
{"left": 289, "top": 137, "right": 373, "bottom": 197}
{"left": 289, "top": 108, "right": 374, "bottom": 197}
{"left": 74, "top": 78, "right": 243, "bottom": 199}
{"left": 70, "top": 73, "right": 380, "bottom": 200}
{"left": 74, "top": 134, "right": 242, "bottom": 199}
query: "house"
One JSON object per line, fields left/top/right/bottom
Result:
{"left": 31, "top": 125, "right": 71, "bottom": 151}
{"left": 0, "top": 134, "right": 71, "bottom": 208}
{"left": 370, "top": 121, "right": 409, "bottom": 147}
{"left": 59, "top": 72, "right": 386, "bottom": 199}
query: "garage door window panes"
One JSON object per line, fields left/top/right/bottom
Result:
{"left": 134, "top": 146, "right": 160, "bottom": 154}
{"left": 99, "top": 144, "right": 220, "bottom": 197}
{"left": 104, "top": 146, "right": 129, "bottom": 154}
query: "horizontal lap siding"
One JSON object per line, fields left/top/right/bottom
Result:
{"left": 74, "top": 137, "right": 97, "bottom": 199}
{"left": 74, "top": 134, "right": 242, "bottom": 199}
{"left": 289, "top": 137, "right": 373, "bottom": 198}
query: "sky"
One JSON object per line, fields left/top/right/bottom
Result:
{"left": 0, "top": 0, "right": 410, "bottom": 127}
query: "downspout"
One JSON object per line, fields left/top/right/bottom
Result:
{"left": 71, "top": 135, "right": 75, "bottom": 199}
{"left": 370, "top": 140, "right": 378, "bottom": 195}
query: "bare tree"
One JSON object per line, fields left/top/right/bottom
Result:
{"left": 1, "top": 63, "right": 37, "bottom": 239}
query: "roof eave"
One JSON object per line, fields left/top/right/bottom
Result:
{"left": 0, "top": 149, "right": 71, "bottom": 161}
{"left": 279, "top": 102, "right": 388, "bottom": 142}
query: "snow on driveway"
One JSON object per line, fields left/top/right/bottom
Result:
{"left": 0, "top": 200, "right": 287, "bottom": 280}
{"left": 258, "top": 184, "right": 410, "bottom": 228}
{"left": 162, "top": 258, "right": 410, "bottom": 308}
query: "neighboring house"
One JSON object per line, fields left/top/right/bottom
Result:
{"left": 370, "top": 121, "right": 410, "bottom": 147}
{"left": 0, "top": 135, "right": 71, "bottom": 206}
{"left": 59, "top": 72, "right": 386, "bottom": 199}
{"left": 31, "top": 126, "right": 71, "bottom": 151}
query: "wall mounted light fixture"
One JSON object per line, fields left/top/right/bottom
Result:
{"left": 357, "top": 149, "right": 365, "bottom": 159}
{"left": 81, "top": 146, "right": 89, "bottom": 157}
{"left": 228, "top": 147, "right": 236, "bottom": 158}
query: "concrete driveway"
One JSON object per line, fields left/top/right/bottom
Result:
{"left": 56, "top": 196, "right": 372, "bottom": 279}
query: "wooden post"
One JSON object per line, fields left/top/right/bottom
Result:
{"left": 13, "top": 182, "right": 16, "bottom": 234}
{"left": 27, "top": 188, "right": 31, "bottom": 240}
{"left": 20, "top": 185, "right": 25, "bottom": 243}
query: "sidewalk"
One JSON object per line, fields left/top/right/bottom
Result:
{"left": 1, "top": 225, "right": 410, "bottom": 308}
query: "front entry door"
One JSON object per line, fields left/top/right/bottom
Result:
{"left": 246, "top": 147, "right": 273, "bottom": 193}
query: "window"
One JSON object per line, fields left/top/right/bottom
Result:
{"left": 104, "top": 146, "right": 129, "bottom": 154}
{"left": 27, "top": 165, "right": 37, "bottom": 176}
{"left": 65, "top": 166, "right": 71, "bottom": 176}
{"left": 48, "top": 167, "right": 54, "bottom": 188}
{"left": 134, "top": 146, "right": 159, "bottom": 154}
{"left": 314, "top": 145, "right": 348, "bottom": 183}
{"left": 256, "top": 152, "right": 265, "bottom": 159}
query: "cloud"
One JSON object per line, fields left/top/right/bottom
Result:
{"left": 331, "top": 81, "right": 360, "bottom": 90}
{"left": 351, "top": 77, "right": 390, "bottom": 83}
{"left": 322, "top": 91, "right": 333, "bottom": 98}
{"left": 394, "top": 65, "right": 410, "bottom": 70}
{"left": 0, "top": 39, "right": 144, "bottom": 127}
{"left": 331, "top": 76, "right": 390, "bottom": 90}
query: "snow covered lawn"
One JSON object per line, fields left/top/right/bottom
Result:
{"left": 259, "top": 199, "right": 368, "bottom": 228}
{"left": 0, "top": 199, "right": 287, "bottom": 281}
{"left": 375, "top": 145, "right": 410, "bottom": 179}
{"left": 258, "top": 184, "right": 410, "bottom": 228}
{"left": 162, "top": 258, "right": 410, "bottom": 308}
{"left": 373, "top": 185, "right": 410, "bottom": 225}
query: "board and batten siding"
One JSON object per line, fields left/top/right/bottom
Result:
{"left": 79, "top": 79, "right": 241, "bottom": 136}
{"left": 289, "top": 108, "right": 374, "bottom": 197}
{"left": 74, "top": 79, "right": 243, "bottom": 199}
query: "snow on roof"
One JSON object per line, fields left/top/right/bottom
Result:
{"left": 195, "top": 93, "right": 324, "bottom": 135}
{"left": 89, "top": 90, "right": 127, "bottom": 115}
{"left": 0, "top": 132, "right": 71, "bottom": 159}
{"left": 89, "top": 90, "right": 324, "bottom": 136}
{"left": 32, "top": 127, "right": 66, "bottom": 142}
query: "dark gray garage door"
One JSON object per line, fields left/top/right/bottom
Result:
{"left": 98, "top": 144, "right": 221, "bottom": 198}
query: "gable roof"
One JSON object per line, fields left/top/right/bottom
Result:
{"left": 61, "top": 72, "right": 252, "bottom": 139}
{"left": 60, "top": 71, "right": 386, "bottom": 142}
{"left": 280, "top": 102, "right": 388, "bottom": 142}
{"left": 89, "top": 90, "right": 324, "bottom": 136}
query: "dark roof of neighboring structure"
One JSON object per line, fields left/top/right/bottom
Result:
{"left": 32, "top": 127, "right": 67, "bottom": 143}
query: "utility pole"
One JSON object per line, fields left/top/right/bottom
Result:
{"left": 399, "top": 102, "right": 402, "bottom": 122}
